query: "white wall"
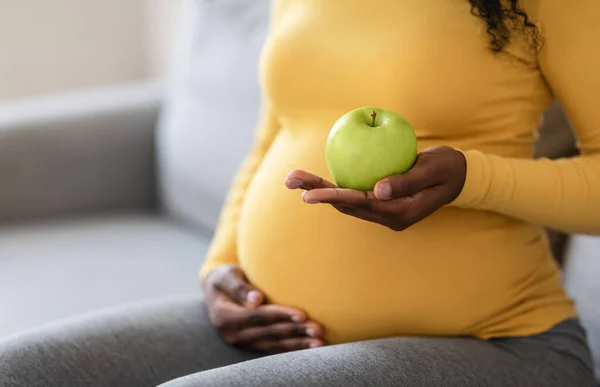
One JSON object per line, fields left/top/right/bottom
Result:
{"left": 0, "top": 0, "right": 183, "bottom": 100}
{"left": 145, "top": 0, "right": 185, "bottom": 79}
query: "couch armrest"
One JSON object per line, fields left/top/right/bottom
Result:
{"left": 0, "top": 82, "right": 164, "bottom": 223}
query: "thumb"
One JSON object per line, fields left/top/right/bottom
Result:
{"left": 211, "top": 265, "right": 264, "bottom": 308}
{"left": 374, "top": 158, "right": 438, "bottom": 201}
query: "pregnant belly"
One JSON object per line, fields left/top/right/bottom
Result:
{"left": 237, "top": 130, "right": 557, "bottom": 344}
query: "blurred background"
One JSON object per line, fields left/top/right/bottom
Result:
{"left": 0, "top": 0, "right": 270, "bottom": 338}
{"left": 0, "top": 0, "right": 183, "bottom": 100}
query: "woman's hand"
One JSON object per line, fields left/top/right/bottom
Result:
{"left": 285, "top": 146, "right": 467, "bottom": 231}
{"left": 203, "top": 265, "right": 325, "bottom": 353}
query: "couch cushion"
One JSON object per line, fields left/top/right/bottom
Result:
{"left": 0, "top": 213, "right": 210, "bottom": 338}
{"left": 157, "top": 0, "right": 270, "bottom": 231}
{"left": 563, "top": 235, "right": 600, "bottom": 381}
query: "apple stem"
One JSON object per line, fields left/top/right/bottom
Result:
{"left": 370, "top": 111, "right": 377, "bottom": 127}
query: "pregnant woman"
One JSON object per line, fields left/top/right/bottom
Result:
{"left": 1, "top": 1, "right": 598, "bottom": 386}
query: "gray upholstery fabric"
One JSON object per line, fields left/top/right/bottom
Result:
{"left": 0, "top": 213, "right": 210, "bottom": 338}
{"left": 157, "top": 0, "right": 270, "bottom": 231}
{"left": 0, "top": 295, "right": 259, "bottom": 387}
{"left": 0, "top": 298, "right": 594, "bottom": 387}
{"left": 535, "top": 101, "right": 578, "bottom": 160}
{"left": 162, "top": 319, "right": 594, "bottom": 387}
{"left": 564, "top": 235, "right": 600, "bottom": 381}
{"left": 0, "top": 83, "right": 162, "bottom": 223}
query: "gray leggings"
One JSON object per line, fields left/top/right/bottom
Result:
{"left": 0, "top": 295, "right": 595, "bottom": 387}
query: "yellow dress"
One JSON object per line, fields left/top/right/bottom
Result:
{"left": 201, "top": 0, "right": 600, "bottom": 344}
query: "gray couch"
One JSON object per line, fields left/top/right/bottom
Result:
{"left": 0, "top": 0, "right": 268, "bottom": 337}
{"left": 0, "top": 0, "right": 598, "bottom": 382}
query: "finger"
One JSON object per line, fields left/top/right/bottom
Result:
{"left": 396, "top": 186, "right": 449, "bottom": 224}
{"left": 211, "top": 265, "right": 264, "bottom": 308}
{"left": 231, "top": 322, "right": 308, "bottom": 344}
{"left": 251, "top": 337, "right": 325, "bottom": 354}
{"left": 279, "top": 336, "right": 325, "bottom": 350}
{"left": 257, "top": 304, "right": 307, "bottom": 324}
{"left": 285, "top": 169, "right": 337, "bottom": 190}
{"left": 333, "top": 205, "right": 391, "bottom": 226}
{"left": 300, "top": 188, "right": 391, "bottom": 224}
{"left": 366, "top": 187, "right": 447, "bottom": 233}
{"left": 374, "top": 154, "right": 440, "bottom": 201}
{"left": 301, "top": 188, "right": 375, "bottom": 205}
{"left": 215, "top": 302, "right": 307, "bottom": 331}
{"left": 303, "top": 320, "right": 325, "bottom": 338}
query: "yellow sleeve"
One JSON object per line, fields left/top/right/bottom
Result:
{"left": 200, "top": 101, "right": 281, "bottom": 279}
{"left": 451, "top": 1, "right": 600, "bottom": 235}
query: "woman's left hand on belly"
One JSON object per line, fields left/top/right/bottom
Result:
{"left": 285, "top": 146, "right": 466, "bottom": 231}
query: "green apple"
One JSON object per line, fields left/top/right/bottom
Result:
{"left": 325, "top": 106, "right": 418, "bottom": 191}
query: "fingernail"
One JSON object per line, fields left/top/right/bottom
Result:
{"left": 246, "top": 291, "right": 261, "bottom": 305}
{"left": 305, "top": 327, "right": 316, "bottom": 337}
{"left": 291, "top": 315, "right": 303, "bottom": 323}
{"left": 377, "top": 181, "right": 392, "bottom": 200}
{"left": 286, "top": 179, "right": 303, "bottom": 189}
{"left": 302, "top": 191, "right": 319, "bottom": 204}
{"left": 309, "top": 341, "right": 322, "bottom": 348}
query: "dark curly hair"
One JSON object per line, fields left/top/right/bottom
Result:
{"left": 469, "top": 0, "right": 542, "bottom": 59}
